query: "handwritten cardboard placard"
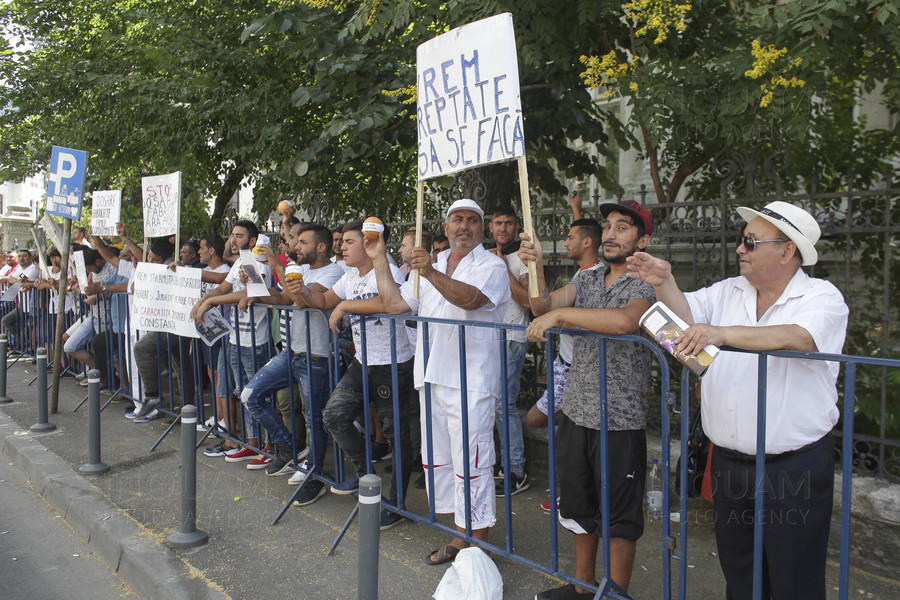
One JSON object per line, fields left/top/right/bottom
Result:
{"left": 90, "top": 190, "right": 122, "bottom": 237}
{"left": 141, "top": 172, "right": 181, "bottom": 238}
{"left": 416, "top": 13, "right": 524, "bottom": 180}
{"left": 72, "top": 250, "right": 90, "bottom": 293}
{"left": 130, "top": 263, "right": 201, "bottom": 337}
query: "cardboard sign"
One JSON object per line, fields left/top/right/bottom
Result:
{"left": 130, "top": 263, "right": 201, "bottom": 337}
{"left": 39, "top": 214, "right": 66, "bottom": 254}
{"left": 90, "top": 190, "right": 122, "bottom": 237}
{"left": 416, "top": 13, "right": 524, "bottom": 180}
{"left": 46, "top": 146, "right": 89, "bottom": 220}
{"left": 141, "top": 172, "right": 181, "bottom": 238}
{"left": 72, "top": 250, "right": 90, "bottom": 293}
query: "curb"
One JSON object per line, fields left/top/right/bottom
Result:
{"left": 0, "top": 411, "right": 228, "bottom": 600}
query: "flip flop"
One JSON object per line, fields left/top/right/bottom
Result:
{"left": 425, "top": 543, "right": 460, "bottom": 566}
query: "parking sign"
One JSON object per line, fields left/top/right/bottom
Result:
{"left": 46, "top": 146, "right": 89, "bottom": 220}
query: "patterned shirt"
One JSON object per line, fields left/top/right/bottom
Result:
{"left": 561, "top": 265, "right": 656, "bottom": 431}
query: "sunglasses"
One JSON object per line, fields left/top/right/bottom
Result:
{"left": 739, "top": 235, "right": 787, "bottom": 251}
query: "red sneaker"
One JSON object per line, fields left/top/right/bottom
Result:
{"left": 541, "top": 499, "right": 560, "bottom": 513}
{"left": 224, "top": 447, "right": 258, "bottom": 463}
{"left": 246, "top": 455, "right": 273, "bottom": 470}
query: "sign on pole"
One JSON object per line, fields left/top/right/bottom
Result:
{"left": 416, "top": 12, "right": 524, "bottom": 180}
{"left": 90, "top": 190, "right": 122, "bottom": 237}
{"left": 130, "top": 263, "right": 201, "bottom": 338}
{"left": 141, "top": 172, "right": 181, "bottom": 239}
{"left": 39, "top": 214, "right": 66, "bottom": 253}
{"left": 46, "top": 146, "right": 89, "bottom": 220}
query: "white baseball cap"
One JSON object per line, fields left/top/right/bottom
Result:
{"left": 446, "top": 199, "right": 484, "bottom": 220}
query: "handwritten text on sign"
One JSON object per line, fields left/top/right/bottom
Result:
{"left": 131, "top": 263, "right": 200, "bottom": 337}
{"left": 90, "top": 190, "right": 122, "bottom": 237}
{"left": 141, "top": 172, "right": 181, "bottom": 238}
{"left": 416, "top": 13, "right": 524, "bottom": 180}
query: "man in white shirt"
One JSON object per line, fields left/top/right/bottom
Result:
{"left": 190, "top": 220, "right": 272, "bottom": 457}
{"left": 289, "top": 220, "right": 415, "bottom": 525}
{"left": 236, "top": 224, "right": 343, "bottom": 493}
{"left": 488, "top": 206, "right": 531, "bottom": 496}
{"left": 627, "top": 201, "right": 849, "bottom": 600}
{"left": 362, "top": 199, "right": 510, "bottom": 564}
{"left": 1, "top": 250, "right": 41, "bottom": 342}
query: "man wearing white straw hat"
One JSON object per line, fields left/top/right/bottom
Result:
{"left": 626, "top": 201, "right": 848, "bottom": 600}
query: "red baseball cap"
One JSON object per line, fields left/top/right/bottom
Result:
{"left": 599, "top": 200, "right": 653, "bottom": 236}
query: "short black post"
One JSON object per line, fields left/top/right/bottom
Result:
{"left": 165, "top": 404, "right": 209, "bottom": 549}
{"left": 358, "top": 474, "right": 381, "bottom": 600}
{"left": 0, "top": 334, "right": 11, "bottom": 403}
{"left": 30, "top": 348, "right": 55, "bottom": 432}
{"left": 79, "top": 369, "right": 110, "bottom": 475}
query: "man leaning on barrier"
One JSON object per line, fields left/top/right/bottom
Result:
{"left": 626, "top": 201, "right": 849, "bottom": 600}
{"left": 359, "top": 199, "right": 510, "bottom": 564}
{"left": 520, "top": 200, "right": 656, "bottom": 599}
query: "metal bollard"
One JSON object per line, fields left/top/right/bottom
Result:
{"left": 79, "top": 369, "right": 110, "bottom": 475}
{"left": 30, "top": 348, "right": 55, "bottom": 432}
{"left": 0, "top": 334, "right": 11, "bottom": 404}
{"left": 165, "top": 404, "right": 209, "bottom": 549}
{"left": 358, "top": 474, "right": 381, "bottom": 600}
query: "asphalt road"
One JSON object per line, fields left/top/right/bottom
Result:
{"left": 0, "top": 456, "right": 137, "bottom": 600}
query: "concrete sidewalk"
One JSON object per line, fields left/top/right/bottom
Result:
{"left": 1, "top": 360, "right": 898, "bottom": 599}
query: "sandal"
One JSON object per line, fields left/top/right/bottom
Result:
{"left": 425, "top": 543, "right": 460, "bottom": 566}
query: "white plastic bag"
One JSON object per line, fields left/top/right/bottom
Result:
{"left": 433, "top": 547, "right": 503, "bottom": 600}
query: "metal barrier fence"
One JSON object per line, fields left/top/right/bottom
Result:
{"left": 4, "top": 284, "right": 900, "bottom": 599}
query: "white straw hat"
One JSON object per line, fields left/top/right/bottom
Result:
{"left": 736, "top": 201, "right": 820, "bottom": 266}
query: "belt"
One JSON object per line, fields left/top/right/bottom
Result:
{"left": 292, "top": 351, "right": 328, "bottom": 363}
{"left": 717, "top": 435, "right": 830, "bottom": 463}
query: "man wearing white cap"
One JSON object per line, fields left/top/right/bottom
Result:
{"left": 361, "top": 198, "right": 511, "bottom": 565}
{"left": 626, "top": 201, "right": 848, "bottom": 600}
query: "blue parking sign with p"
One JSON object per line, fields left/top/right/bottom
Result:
{"left": 46, "top": 146, "right": 89, "bottom": 220}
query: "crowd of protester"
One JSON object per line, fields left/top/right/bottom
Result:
{"left": 0, "top": 193, "right": 846, "bottom": 600}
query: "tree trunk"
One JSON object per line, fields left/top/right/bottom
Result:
{"left": 210, "top": 167, "right": 246, "bottom": 223}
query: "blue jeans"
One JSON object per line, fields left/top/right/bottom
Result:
{"left": 495, "top": 339, "right": 527, "bottom": 474}
{"left": 227, "top": 343, "right": 269, "bottom": 438}
{"left": 240, "top": 351, "right": 330, "bottom": 469}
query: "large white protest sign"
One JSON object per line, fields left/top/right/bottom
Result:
{"left": 131, "top": 263, "right": 201, "bottom": 337}
{"left": 90, "top": 190, "right": 122, "bottom": 237}
{"left": 73, "top": 250, "right": 90, "bottom": 293}
{"left": 141, "top": 172, "right": 181, "bottom": 238}
{"left": 416, "top": 13, "right": 524, "bottom": 180}
{"left": 46, "top": 146, "right": 89, "bottom": 220}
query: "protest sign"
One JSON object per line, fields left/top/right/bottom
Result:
{"left": 72, "top": 250, "right": 89, "bottom": 292}
{"left": 30, "top": 229, "right": 49, "bottom": 278}
{"left": 40, "top": 214, "right": 66, "bottom": 254}
{"left": 238, "top": 250, "right": 271, "bottom": 298}
{"left": 416, "top": 13, "right": 523, "bottom": 180}
{"left": 141, "top": 172, "right": 181, "bottom": 238}
{"left": 90, "top": 190, "right": 122, "bottom": 237}
{"left": 46, "top": 146, "right": 89, "bottom": 220}
{"left": 130, "top": 263, "right": 201, "bottom": 338}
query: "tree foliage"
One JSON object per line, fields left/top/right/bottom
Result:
{"left": 1, "top": 0, "right": 898, "bottom": 227}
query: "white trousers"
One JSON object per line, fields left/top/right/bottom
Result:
{"left": 420, "top": 384, "right": 497, "bottom": 530}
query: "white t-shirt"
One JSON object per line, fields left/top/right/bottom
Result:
{"left": 500, "top": 250, "right": 529, "bottom": 343}
{"left": 279, "top": 262, "right": 344, "bottom": 357}
{"left": 225, "top": 257, "right": 272, "bottom": 348}
{"left": 202, "top": 263, "right": 231, "bottom": 321}
{"left": 685, "top": 270, "right": 848, "bottom": 455}
{"left": 400, "top": 244, "right": 511, "bottom": 396}
{"left": 331, "top": 263, "right": 413, "bottom": 365}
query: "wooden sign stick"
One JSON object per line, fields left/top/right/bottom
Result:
{"left": 517, "top": 155, "right": 539, "bottom": 297}
{"left": 413, "top": 179, "right": 424, "bottom": 299}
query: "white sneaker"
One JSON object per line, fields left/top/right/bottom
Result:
{"left": 288, "top": 460, "right": 310, "bottom": 485}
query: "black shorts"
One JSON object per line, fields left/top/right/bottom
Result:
{"left": 557, "top": 414, "right": 647, "bottom": 541}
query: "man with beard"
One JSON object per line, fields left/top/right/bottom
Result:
{"left": 520, "top": 200, "right": 655, "bottom": 599}
{"left": 234, "top": 223, "right": 343, "bottom": 488}
{"left": 357, "top": 199, "right": 511, "bottom": 562}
